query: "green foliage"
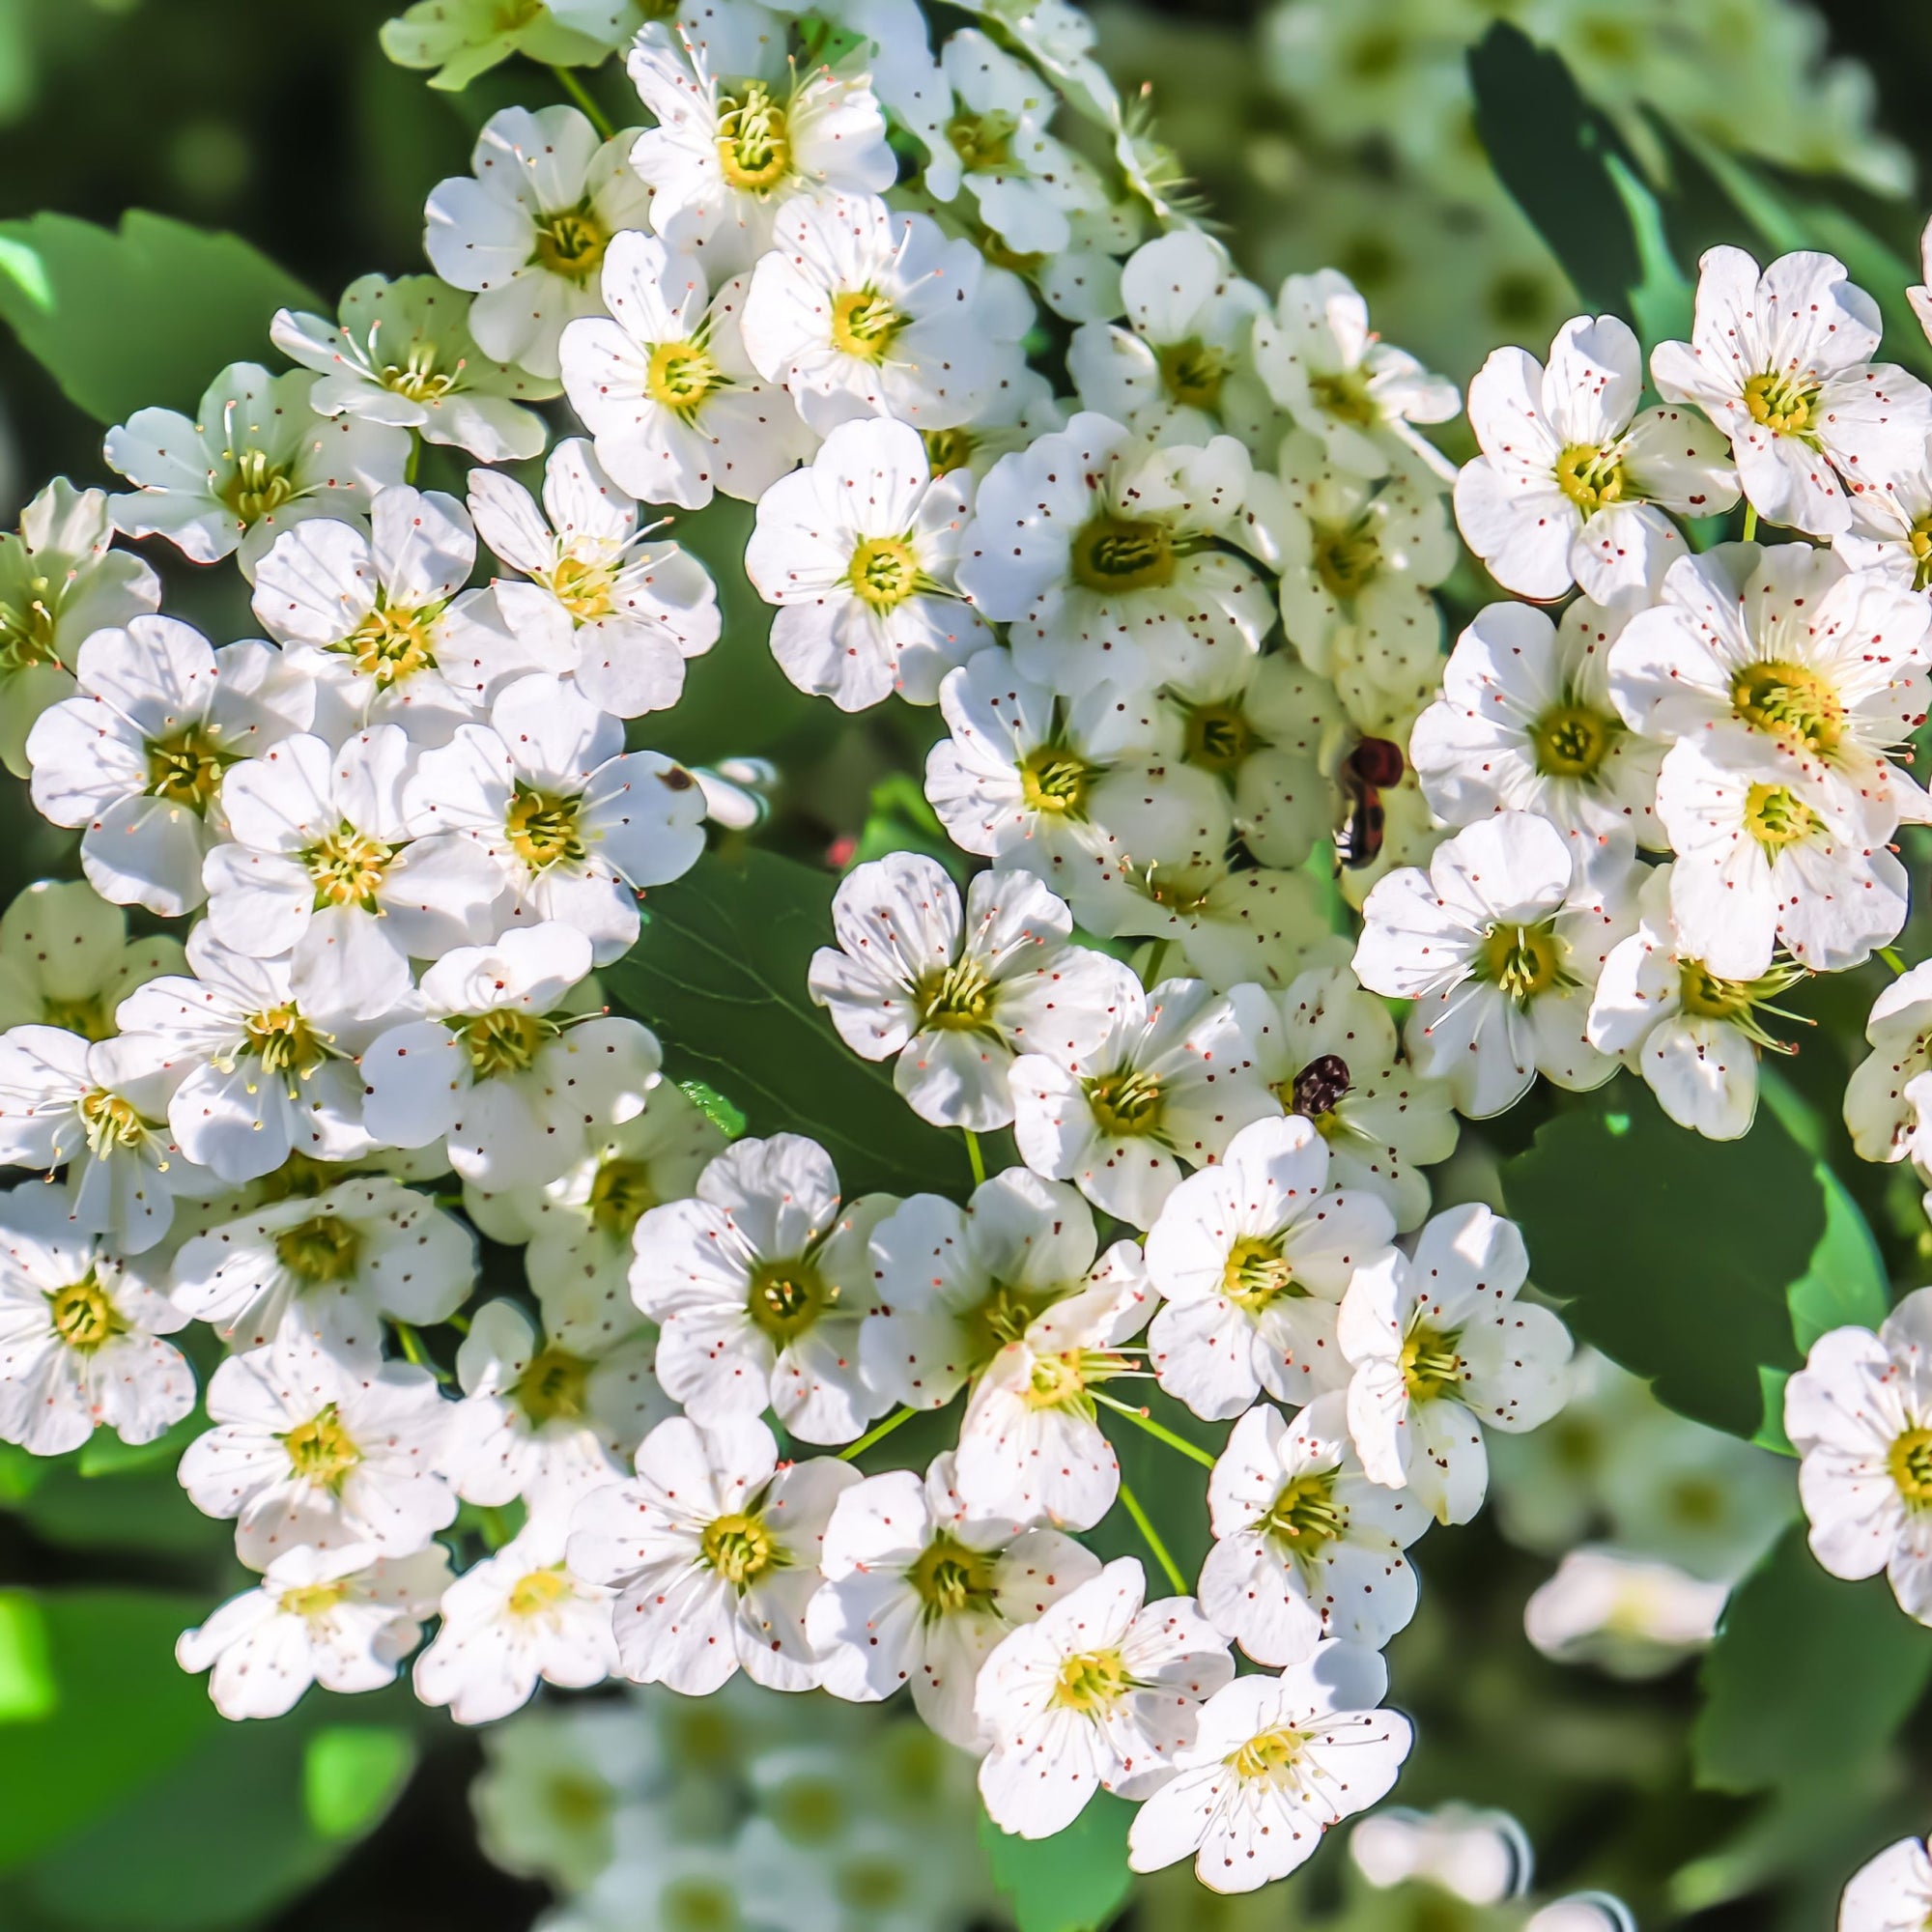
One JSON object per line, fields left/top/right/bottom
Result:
{"left": 0, "top": 1591, "right": 54, "bottom": 1723}
{"left": 0, "top": 210, "right": 314, "bottom": 422}
{"left": 303, "top": 1724, "right": 417, "bottom": 1841}
{"left": 979, "top": 1793, "right": 1135, "bottom": 1932}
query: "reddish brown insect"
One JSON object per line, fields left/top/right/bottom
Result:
{"left": 1337, "top": 737, "right": 1404, "bottom": 869}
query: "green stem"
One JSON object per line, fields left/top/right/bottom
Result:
{"left": 839, "top": 1406, "right": 921, "bottom": 1461}
{"left": 1116, "top": 1476, "right": 1186, "bottom": 1595}
{"left": 552, "top": 64, "right": 615, "bottom": 140}
{"left": 1094, "top": 1390, "right": 1217, "bottom": 1468}
{"left": 1882, "top": 947, "right": 1908, "bottom": 977}
{"left": 964, "top": 1129, "right": 986, "bottom": 1187}
{"left": 1741, "top": 502, "right": 1758, "bottom": 543}
{"left": 404, "top": 429, "right": 420, "bottom": 488}
{"left": 391, "top": 1321, "right": 450, "bottom": 1383}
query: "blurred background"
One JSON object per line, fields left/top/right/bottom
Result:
{"left": 1, "top": 2, "right": 1929, "bottom": 1929}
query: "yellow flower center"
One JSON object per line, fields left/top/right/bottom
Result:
{"left": 1084, "top": 1067, "right": 1164, "bottom": 1139}
{"left": 1050, "top": 1647, "right": 1129, "bottom": 1713}
{"left": 645, "top": 339, "right": 726, "bottom": 418}
{"left": 959, "top": 1280, "right": 1060, "bottom": 1371}
{"left": 830, "top": 289, "right": 906, "bottom": 364}
{"left": 341, "top": 599, "right": 441, "bottom": 688}
{"left": 1676, "top": 956, "right": 1806, "bottom": 1049}
{"left": 280, "top": 1581, "right": 351, "bottom": 1620}
{"left": 1182, "top": 700, "right": 1258, "bottom": 776}
{"left": 715, "top": 81, "right": 792, "bottom": 192}
{"left": 746, "top": 1256, "right": 836, "bottom": 1342}
{"left": 42, "top": 994, "right": 113, "bottom": 1041}
{"left": 1261, "top": 1470, "right": 1343, "bottom": 1549}
{"left": 547, "top": 554, "right": 616, "bottom": 623}
{"left": 1308, "top": 367, "right": 1378, "bottom": 426}
{"left": 78, "top": 1087, "right": 147, "bottom": 1156}
{"left": 1889, "top": 1427, "right": 1932, "bottom": 1507}
{"left": 1401, "top": 1322, "right": 1463, "bottom": 1402}
{"left": 507, "top": 1566, "right": 579, "bottom": 1619}
{"left": 1531, "top": 700, "right": 1617, "bottom": 781}
{"left": 907, "top": 1531, "right": 1001, "bottom": 1620}
{"left": 1742, "top": 370, "right": 1818, "bottom": 437}
{"left": 218, "top": 448, "right": 298, "bottom": 526}
{"left": 243, "top": 1003, "right": 328, "bottom": 1084}
{"left": 846, "top": 535, "right": 922, "bottom": 612}
{"left": 531, "top": 206, "right": 608, "bottom": 284}
{"left": 1477, "top": 921, "right": 1564, "bottom": 1002}
{"left": 946, "top": 107, "right": 1018, "bottom": 173}
{"left": 1312, "top": 518, "right": 1380, "bottom": 601}
{"left": 460, "top": 1008, "right": 554, "bottom": 1077}
{"left": 380, "top": 345, "right": 462, "bottom": 405}
{"left": 587, "top": 1155, "right": 657, "bottom": 1238}
{"left": 915, "top": 956, "right": 995, "bottom": 1032}
{"left": 1731, "top": 659, "right": 1844, "bottom": 757}
{"left": 145, "top": 723, "right": 232, "bottom": 811}
{"left": 1220, "top": 1234, "right": 1302, "bottom": 1309}
{"left": 1742, "top": 781, "right": 1818, "bottom": 852}
{"left": 700, "top": 1509, "right": 779, "bottom": 1587}
{"left": 281, "top": 1403, "right": 361, "bottom": 1488}
{"left": 46, "top": 1273, "right": 122, "bottom": 1353}
{"left": 1069, "top": 513, "right": 1177, "bottom": 593}
{"left": 923, "top": 426, "right": 978, "bottom": 476}
{"left": 1017, "top": 742, "right": 1095, "bottom": 817}
{"left": 274, "top": 1214, "right": 362, "bottom": 1284}
{"left": 1911, "top": 517, "right": 1932, "bottom": 591}
{"left": 1554, "top": 442, "right": 1626, "bottom": 512}
{"left": 1229, "top": 1727, "right": 1306, "bottom": 1781}
{"left": 504, "top": 783, "right": 585, "bottom": 870}
{"left": 516, "top": 1346, "right": 593, "bottom": 1426}
{"left": 0, "top": 576, "right": 59, "bottom": 673}
{"left": 304, "top": 825, "right": 394, "bottom": 910}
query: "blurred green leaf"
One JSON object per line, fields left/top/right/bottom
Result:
{"left": 1787, "top": 1165, "right": 1890, "bottom": 1350}
{"left": 303, "top": 1723, "right": 416, "bottom": 1841}
{"left": 851, "top": 773, "right": 963, "bottom": 877}
{"left": 1501, "top": 1079, "right": 1825, "bottom": 1438}
{"left": 608, "top": 849, "right": 971, "bottom": 1200}
{"left": 1604, "top": 151, "right": 1694, "bottom": 350}
{"left": 14, "top": 1456, "right": 230, "bottom": 1556}
{"left": 0, "top": 1591, "right": 53, "bottom": 1723}
{"left": 0, "top": 209, "right": 315, "bottom": 422}
{"left": 979, "top": 1793, "right": 1134, "bottom": 1932}
{"left": 75, "top": 1410, "right": 200, "bottom": 1479}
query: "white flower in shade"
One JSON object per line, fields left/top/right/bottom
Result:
{"left": 1651, "top": 246, "right": 1932, "bottom": 538}
{"left": 0, "top": 1027, "right": 200, "bottom": 1254}
{"left": 1839, "top": 1835, "right": 1932, "bottom": 1932}
{"left": 745, "top": 416, "right": 992, "bottom": 710}
{"left": 1067, "top": 230, "right": 1275, "bottom": 450}
{"left": 958, "top": 414, "right": 1268, "bottom": 696}
{"left": 1522, "top": 1547, "right": 1727, "bottom": 1678}
{"left": 1455, "top": 315, "right": 1738, "bottom": 601}
{"left": 380, "top": 0, "right": 633, "bottom": 89}
{"left": 406, "top": 673, "right": 706, "bottom": 964}
{"left": 272, "top": 273, "right": 558, "bottom": 465}
{"left": 104, "top": 362, "right": 409, "bottom": 576}
{"left": 359, "top": 923, "right": 657, "bottom": 1188}
{"left": 1350, "top": 1803, "right": 1533, "bottom": 1904}
{"left": 1231, "top": 967, "right": 1458, "bottom": 1236}
{"left": 424, "top": 105, "right": 650, "bottom": 382}
{"left": 567, "top": 1412, "right": 859, "bottom": 1692}
{"left": 469, "top": 438, "right": 722, "bottom": 719}
{"left": 1653, "top": 738, "right": 1907, "bottom": 983}
{"left": 952, "top": 1242, "right": 1150, "bottom": 1530}
{"left": 1126, "top": 1641, "right": 1411, "bottom": 1894}
{"left": 1252, "top": 270, "right": 1460, "bottom": 483}
{"left": 1144, "top": 1114, "right": 1398, "bottom": 1422}
{"left": 0, "top": 479, "right": 161, "bottom": 777}
{"left": 445, "top": 1296, "right": 669, "bottom": 1513}
{"left": 1204, "top": 1394, "right": 1426, "bottom": 1664}
{"left": 1585, "top": 865, "right": 1803, "bottom": 1143}
{"left": 105, "top": 925, "right": 373, "bottom": 1184}
{"left": 743, "top": 192, "right": 1031, "bottom": 435}
{"left": 805, "top": 1450, "right": 1103, "bottom": 1747}
{"left": 975, "top": 1556, "right": 1234, "bottom": 1839}
{"left": 1837, "top": 447, "right": 1932, "bottom": 593}
{"left": 808, "top": 853, "right": 1126, "bottom": 1132}
{"left": 0, "top": 1184, "right": 192, "bottom": 1455}
{"left": 627, "top": 23, "right": 896, "bottom": 277}
{"left": 558, "top": 231, "right": 811, "bottom": 512}
{"left": 26, "top": 616, "right": 312, "bottom": 918}
{"left": 414, "top": 1515, "right": 618, "bottom": 1723}
{"left": 203, "top": 726, "right": 502, "bottom": 1021}
{"left": 1845, "top": 962, "right": 1932, "bottom": 1175}
{"left": 169, "top": 1175, "right": 476, "bottom": 1350}
{"left": 1784, "top": 1288, "right": 1932, "bottom": 1625}
{"left": 1526, "top": 1898, "right": 1636, "bottom": 1932}
{"left": 1338, "top": 1202, "right": 1572, "bottom": 1524}
{"left": 177, "top": 1543, "right": 451, "bottom": 1721}
{"left": 630, "top": 1133, "right": 894, "bottom": 1444}
{"left": 1608, "top": 542, "right": 1932, "bottom": 830}
{"left": 1010, "top": 975, "right": 1277, "bottom": 1227}
{"left": 1353, "top": 810, "right": 1639, "bottom": 1120}
{"left": 179, "top": 1328, "right": 456, "bottom": 1565}
{"left": 1410, "top": 599, "right": 1665, "bottom": 848}
{"left": 0, "top": 879, "right": 184, "bottom": 1037}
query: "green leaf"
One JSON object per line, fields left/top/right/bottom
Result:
{"left": 607, "top": 849, "right": 971, "bottom": 1200}
{"left": 0, "top": 1593, "right": 54, "bottom": 1724}
{"left": 0, "top": 210, "right": 316, "bottom": 422}
{"left": 851, "top": 773, "right": 964, "bottom": 877}
{"left": 1500, "top": 1079, "right": 1825, "bottom": 1438}
{"left": 1603, "top": 152, "right": 1694, "bottom": 351}
{"left": 1787, "top": 1165, "right": 1890, "bottom": 1350}
{"left": 1693, "top": 1521, "right": 1932, "bottom": 1796}
{"left": 979, "top": 1793, "right": 1134, "bottom": 1932}
{"left": 75, "top": 1410, "right": 201, "bottom": 1479}
{"left": 302, "top": 1724, "right": 416, "bottom": 1840}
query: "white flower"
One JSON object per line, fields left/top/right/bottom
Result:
{"left": 1145, "top": 1114, "right": 1398, "bottom": 1422}
{"left": 746, "top": 416, "right": 992, "bottom": 710}
{"left": 958, "top": 413, "right": 1268, "bottom": 696}
{"left": 26, "top": 615, "right": 312, "bottom": 917}
{"left": 445, "top": 1296, "right": 669, "bottom": 1513}
{"left": 626, "top": 24, "right": 895, "bottom": 277}
{"left": 406, "top": 673, "right": 706, "bottom": 963}
{"left": 567, "top": 1412, "right": 859, "bottom": 1692}
{"left": 360, "top": 923, "right": 658, "bottom": 1187}
{"left": 106, "top": 924, "right": 372, "bottom": 1184}
{"left": 179, "top": 1326, "right": 455, "bottom": 1564}
{"left": 177, "top": 1543, "right": 450, "bottom": 1721}
{"left": 1585, "top": 865, "right": 1801, "bottom": 1142}
{"left": 1252, "top": 270, "right": 1460, "bottom": 483}
{"left": 1409, "top": 599, "right": 1666, "bottom": 849}
{"left": 272, "top": 273, "right": 558, "bottom": 464}
{"left": 808, "top": 853, "right": 1126, "bottom": 1132}
{"left": 0, "top": 879, "right": 184, "bottom": 1037}
{"left": 203, "top": 725, "right": 503, "bottom": 1021}
{"left": 1338, "top": 1202, "right": 1572, "bottom": 1524}
{"left": 1839, "top": 1835, "right": 1932, "bottom": 1932}
{"left": 380, "top": 0, "right": 634, "bottom": 88}
{"left": 425, "top": 104, "right": 650, "bottom": 382}
{"left": 1651, "top": 246, "right": 1932, "bottom": 538}
{"left": 1353, "top": 810, "right": 1639, "bottom": 1120}
{"left": 469, "top": 437, "right": 722, "bottom": 719}
{"left": 1011, "top": 974, "right": 1277, "bottom": 1227}
{"left": 806, "top": 1450, "right": 1102, "bottom": 1747}
{"left": 1230, "top": 967, "right": 1457, "bottom": 1236}
{"left": 1837, "top": 446, "right": 1932, "bottom": 592}
{"left": 1845, "top": 961, "right": 1932, "bottom": 1175}
{"left": 1067, "top": 230, "right": 1274, "bottom": 449}
{"left": 743, "top": 191, "right": 1031, "bottom": 436}
{"left": 0, "top": 479, "right": 160, "bottom": 777}
{"left": 1126, "top": 1640, "right": 1411, "bottom": 1893}
{"left": 558, "top": 231, "right": 811, "bottom": 512}
{"left": 0, "top": 1183, "right": 192, "bottom": 1455}
{"left": 1203, "top": 1394, "right": 1424, "bottom": 1666}
{"left": 952, "top": 1242, "right": 1150, "bottom": 1530}
{"left": 414, "top": 1515, "right": 618, "bottom": 1723}
{"left": 1350, "top": 1803, "right": 1533, "bottom": 1904}
{"left": 975, "top": 1556, "right": 1233, "bottom": 1840}
{"left": 630, "top": 1132, "right": 893, "bottom": 1444}
{"left": 1455, "top": 315, "right": 1738, "bottom": 600}
{"left": 104, "top": 362, "right": 409, "bottom": 576}
{"left": 1784, "top": 1288, "right": 1932, "bottom": 1624}
{"left": 1522, "top": 1548, "right": 1726, "bottom": 1678}
{"left": 169, "top": 1174, "right": 476, "bottom": 1350}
